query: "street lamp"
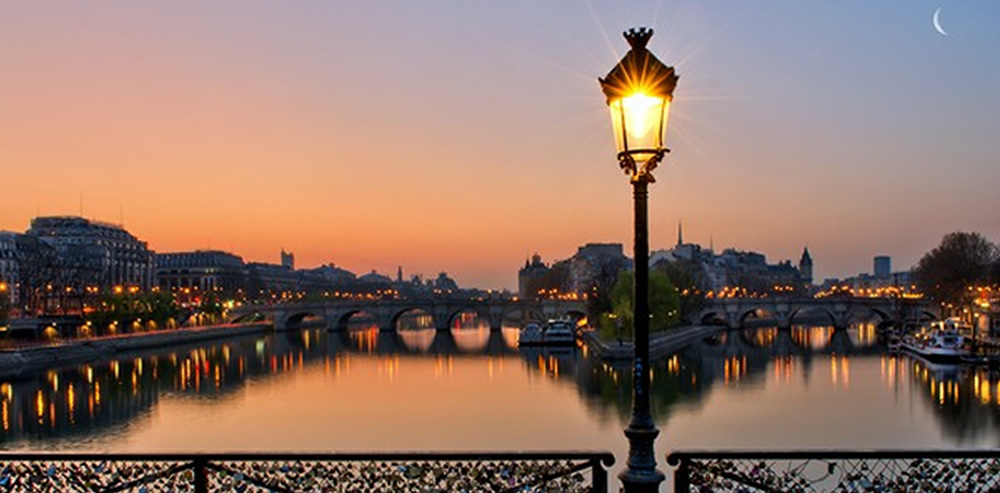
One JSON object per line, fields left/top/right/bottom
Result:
{"left": 599, "top": 27, "right": 677, "bottom": 492}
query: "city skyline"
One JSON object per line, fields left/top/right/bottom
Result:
{"left": 2, "top": 1, "right": 998, "bottom": 289}
{"left": 0, "top": 212, "right": 929, "bottom": 292}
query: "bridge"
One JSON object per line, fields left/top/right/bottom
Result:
{"left": 228, "top": 297, "right": 589, "bottom": 332}
{"left": 696, "top": 296, "right": 939, "bottom": 330}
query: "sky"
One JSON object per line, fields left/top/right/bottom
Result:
{"left": 1, "top": 1, "right": 998, "bottom": 290}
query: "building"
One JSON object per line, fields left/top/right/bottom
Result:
{"left": 651, "top": 236, "right": 812, "bottom": 294}
{"left": 826, "top": 268, "right": 915, "bottom": 296}
{"left": 357, "top": 270, "right": 393, "bottom": 286}
{"left": 518, "top": 253, "right": 550, "bottom": 298}
{"left": 281, "top": 249, "right": 295, "bottom": 270}
{"left": 247, "top": 262, "right": 302, "bottom": 298}
{"left": 874, "top": 256, "right": 891, "bottom": 278}
{"left": 799, "top": 247, "right": 813, "bottom": 287}
{"left": 155, "top": 250, "right": 247, "bottom": 296}
{"left": 305, "top": 264, "right": 357, "bottom": 287}
{"left": 519, "top": 244, "right": 632, "bottom": 298}
{"left": 568, "top": 243, "right": 631, "bottom": 293}
{"left": 0, "top": 232, "right": 20, "bottom": 306}
{"left": 432, "top": 272, "right": 459, "bottom": 293}
{"left": 27, "top": 216, "right": 154, "bottom": 290}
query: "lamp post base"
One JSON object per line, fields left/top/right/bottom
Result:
{"left": 619, "top": 426, "right": 665, "bottom": 492}
{"left": 619, "top": 471, "right": 666, "bottom": 492}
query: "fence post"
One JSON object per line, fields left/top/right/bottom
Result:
{"left": 673, "top": 458, "right": 690, "bottom": 493}
{"left": 194, "top": 457, "right": 209, "bottom": 493}
{"left": 591, "top": 457, "right": 608, "bottom": 493}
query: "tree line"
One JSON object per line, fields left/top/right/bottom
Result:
{"left": 915, "top": 231, "right": 1000, "bottom": 305}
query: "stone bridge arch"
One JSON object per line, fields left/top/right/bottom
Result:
{"left": 699, "top": 310, "right": 729, "bottom": 326}
{"left": 388, "top": 306, "right": 441, "bottom": 332}
{"left": 788, "top": 306, "right": 838, "bottom": 328}
{"left": 500, "top": 308, "right": 545, "bottom": 327}
{"left": 738, "top": 307, "right": 777, "bottom": 328}
{"left": 562, "top": 309, "right": 588, "bottom": 323}
{"left": 329, "top": 308, "right": 386, "bottom": 332}
{"left": 273, "top": 309, "right": 324, "bottom": 331}
{"left": 444, "top": 307, "right": 491, "bottom": 330}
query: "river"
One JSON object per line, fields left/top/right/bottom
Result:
{"left": 2, "top": 322, "right": 999, "bottom": 484}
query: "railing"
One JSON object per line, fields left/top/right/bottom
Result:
{"left": 0, "top": 451, "right": 613, "bottom": 492}
{"left": 667, "top": 450, "right": 1000, "bottom": 492}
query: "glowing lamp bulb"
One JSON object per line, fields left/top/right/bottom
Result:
{"left": 608, "top": 92, "right": 670, "bottom": 164}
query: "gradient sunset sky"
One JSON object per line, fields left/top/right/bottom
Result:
{"left": 2, "top": 1, "right": 998, "bottom": 289}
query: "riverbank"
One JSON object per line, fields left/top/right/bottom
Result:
{"left": 583, "top": 313, "right": 868, "bottom": 360}
{"left": 583, "top": 324, "right": 722, "bottom": 361}
{"left": 0, "top": 323, "right": 271, "bottom": 379}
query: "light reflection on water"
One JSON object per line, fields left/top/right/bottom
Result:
{"left": 2, "top": 323, "right": 1000, "bottom": 463}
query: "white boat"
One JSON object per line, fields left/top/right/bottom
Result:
{"left": 518, "top": 320, "right": 576, "bottom": 347}
{"left": 541, "top": 320, "right": 576, "bottom": 346}
{"left": 901, "top": 319, "right": 970, "bottom": 363}
{"left": 518, "top": 322, "right": 544, "bottom": 346}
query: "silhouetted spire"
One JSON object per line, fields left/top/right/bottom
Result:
{"left": 677, "top": 219, "right": 683, "bottom": 247}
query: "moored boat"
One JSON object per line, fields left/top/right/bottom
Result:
{"left": 886, "top": 333, "right": 903, "bottom": 353}
{"left": 518, "top": 320, "right": 576, "bottom": 347}
{"left": 518, "top": 322, "right": 544, "bottom": 346}
{"left": 540, "top": 319, "right": 576, "bottom": 346}
{"left": 901, "top": 319, "right": 970, "bottom": 363}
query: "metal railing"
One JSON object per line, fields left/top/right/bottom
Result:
{"left": 667, "top": 450, "right": 1000, "bottom": 492}
{"left": 0, "top": 451, "right": 614, "bottom": 492}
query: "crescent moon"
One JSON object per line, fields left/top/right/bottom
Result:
{"left": 933, "top": 6, "right": 949, "bottom": 36}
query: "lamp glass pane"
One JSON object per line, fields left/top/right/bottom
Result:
{"left": 608, "top": 94, "right": 670, "bottom": 162}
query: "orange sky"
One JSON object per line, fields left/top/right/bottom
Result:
{"left": 2, "top": 2, "right": 998, "bottom": 289}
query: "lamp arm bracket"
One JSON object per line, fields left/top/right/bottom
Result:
{"left": 619, "top": 148, "right": 668, "bottom": 184}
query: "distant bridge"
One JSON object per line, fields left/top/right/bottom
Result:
{"left": 696, "top": 296, "right": 939, "bottom": 330}
{"left": 699, "top": 325, "right": 883, "bottom": 360}
{"left": 229, "top": 298, "right": 588, "bottom": 332}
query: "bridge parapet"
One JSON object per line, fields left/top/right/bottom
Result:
{"left": 230, "top": 298, "right": 588, "bottom": 332}
{"left": 696, "top": 297, "right": 938, "bottom": 330}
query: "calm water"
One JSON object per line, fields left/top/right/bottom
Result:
{"left": 3, "top": 322, "right": 1000, "bottom": 482}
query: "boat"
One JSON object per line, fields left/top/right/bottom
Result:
{"left": 518, "top": 322, "right": 544, "bottom": 346}
{"left": 901, "top": 319, "right": 970, "bottom": 363}
{"left": 886, "top": 333, "right": 903, "bottom": 353}
{"left": 518, "top": 320, "right": 577, "bottom": 347}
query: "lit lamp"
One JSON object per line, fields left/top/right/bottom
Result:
{"left": 599, "top": 27, "right": 677, "bottom": 492}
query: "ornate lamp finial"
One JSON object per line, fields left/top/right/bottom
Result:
{"left": 623, "top": 27, "right": 653, "bottom": 50}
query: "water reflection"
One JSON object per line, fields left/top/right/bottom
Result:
{"left": 572, "top": 325, "right": 1000, "bottom": 446}
{"left": 1, "top": 343, "right": 254, "bottom": 443}
{"left": 888, "top": 355, "right": 1000, "bottom": 442}
{"left": 4, "top": 323, "right": 1000, "bottom": 448}
{"left": 0, "top": 328, "right": 524, "bottom": 445}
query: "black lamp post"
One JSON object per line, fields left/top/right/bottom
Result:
{"left": 599, "top": 27, "right": 678, "bottom": 493}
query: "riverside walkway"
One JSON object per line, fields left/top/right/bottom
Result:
{"left": 583, "top": 324, "right": 721, "bottom": 361}
{"left": 0, "top": 323, "right": 269, "bottom": 379}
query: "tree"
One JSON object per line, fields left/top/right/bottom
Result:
{"left": 599, "top": 269, "right": 680, "bottom": 340}
{"left": 199, "top": 291, "right": 224, "bottom": 324}
{"left": 916, "top": 232, "right": 998, "bottom": 305}
{"left": 585, "top": 261, "right": 622, "bottom": 321}
{"left": 654, "top": 259, "right": 706, "bottom": 324}
{"left": 87, "top": 291, "right": 179, "bottom": 334}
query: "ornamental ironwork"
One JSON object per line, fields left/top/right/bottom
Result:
{"left": 667, "top": 450, "right": 1000, "bottom": 493}
{"left": 0, "top": 452, "right": 613, "bottom": 492}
